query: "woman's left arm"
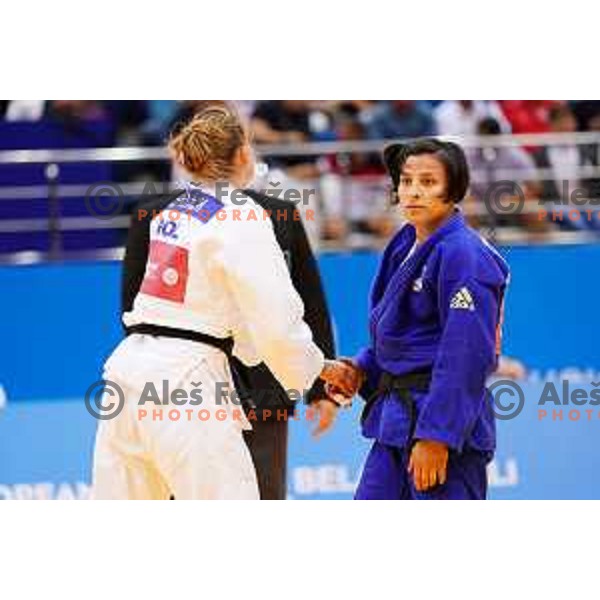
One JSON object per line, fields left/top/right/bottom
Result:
{"left": 413, "top": 248, "right": 506, "bottom": 452}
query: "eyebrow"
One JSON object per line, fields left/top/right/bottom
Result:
{"left": 400, "top": 170, "right": 438, "bottom": 176}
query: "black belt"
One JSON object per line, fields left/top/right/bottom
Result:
{"left": 362, "top": 370, "right": 432, "bottom": 437}
{"left": 126, "top": 323, "right": 234, "bottom": 356}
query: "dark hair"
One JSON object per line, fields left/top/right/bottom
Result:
{"left": 548, "top": 104, "right": 573, "bottom": 123}
{"left": 383, "top": 138, "right": 470, "bottom": 204}
{"left": 478, "top": 117, "right": 501, "bottom": 136}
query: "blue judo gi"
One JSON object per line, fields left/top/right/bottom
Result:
{"left": 354, "top": 211, "right": 510, "bottom": 500}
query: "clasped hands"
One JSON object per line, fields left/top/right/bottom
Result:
{"left": 319, "top": 358, "right": 365, "bottom": 407}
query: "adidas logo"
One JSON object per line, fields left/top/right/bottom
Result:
{"left": 450, "top": 287, "right": 475, "bottom": 311}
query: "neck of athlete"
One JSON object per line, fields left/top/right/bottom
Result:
{"left": 414, "top": 208, "right": 456, "bottom": 243}
{"left": 194, "top": 172, "right": 250, "bottom": 192}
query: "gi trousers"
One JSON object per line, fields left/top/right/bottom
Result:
{"left": 243, "top": 417, "right": 288, "bottom": 500}
{"left": 92, "top": 335, "right": 259, "bottom": 500}
{"left": 355, "top": 441, "right": 489, "bottom": 500}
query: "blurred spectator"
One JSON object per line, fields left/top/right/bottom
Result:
{"left": 139, "top": 100, "right": 179, "bottom": 145}
{"left": 0, "top": 100, "right": 115, "bottom": 150}
{"left": 578, "top": 103, "right": 600, "bottom": 209}
{"left": 532, "top": 105, "right": 599, "bottom": 231}
{"left": 103, "top": 101, "right": 155, "bottom": 182}
{"left": 103, "top": 101, "right": 148, "bottom": 144}
{"left": 252, "top": 101, "right": 311, "bottom": 144}
{"left": 499, "top": 100, "right": 564, "bottom": 135}
{"left": 232, "top": 100, "right": 257, "bottom": 121}
{"left": 364, "top": 101, "right": 435, "bottom": 140}
{"left": 321, "top": 113, "right": 393, "bottom": 245}
{"left": 42, "top": 101, "right": 116, "bottom": 148}
{"left": 250, "top": 101, "right": 320, "bottom": 179}
{"left": 250, "top": 102, "right": 323, "bottom": 246}
{"left": 4, "top": 100, "right": 46, "bottom": 121}
{"left": 49, "top": 101, "right": 108, "bottom": 122}
{"left": 329, "top": 112, "right": 382, "bottom": 177}
{"left": 434, "top": 100, "right": 510, "bottom": 136}
{"left": 467, "top": 117, "right": 544, "bottom": 235}
{"left": 324, "top": 100, "right": 376, "bottom": 113}
{"left": 319, "top": 100, "right": 377, "bottom": 127}
{"left": 570, "top": 101, "right": 600, "bottom": 132}
{"left": 468, "top": 118, "right": 537, "bottom": 198}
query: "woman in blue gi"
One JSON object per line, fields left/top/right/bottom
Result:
{"left": 345, "top": 138, "right": 510, "bottom": 500}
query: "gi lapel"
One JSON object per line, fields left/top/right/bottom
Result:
{"left": 369, "top": 224, "right": 416, "bottom": 312}
{"left": 371, "top": 211, "right": 466, "bottom": 331}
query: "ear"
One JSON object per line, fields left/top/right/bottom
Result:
{"left": 168, "top": 146, "right": 186, "bottom": 169}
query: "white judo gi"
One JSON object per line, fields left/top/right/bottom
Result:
{"left": 92, "top": 184, "right": 324, "bottom": 500}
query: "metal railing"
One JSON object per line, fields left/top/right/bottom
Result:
{"left": 1, "top": 131, "right": 600, "bottom": 164}
{"left": 0, "top": 131, "right": 599, "bottom": 263}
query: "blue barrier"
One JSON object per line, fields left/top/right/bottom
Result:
{"left": 0, "top": 244, "right": 597, "bottom": 499}
{"left": 0, "top": 121, "right": 118, "bottom": 253}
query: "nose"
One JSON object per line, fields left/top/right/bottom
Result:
{"left": 409, "top": 184, "right": 422, "bottom": 199}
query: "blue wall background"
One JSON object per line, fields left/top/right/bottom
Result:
{"left": 0, "top": 244, "right": 598, "bottom": 499}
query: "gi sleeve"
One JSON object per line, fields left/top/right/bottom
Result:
{"left": 121, "top": 198, "right": 159, "bottom": 318}
{"left": 414, "top": 248, "right": 504, "bottom": 451}
{"left": 288, "top": 209, "right": 336, "bottom": 403}
{"left": 354, "top": 347, "right": 382, "bottom": 401}
{"left": 216, "top": 211, "right": 324, "bottom": 393}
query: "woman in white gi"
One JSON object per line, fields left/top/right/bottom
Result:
{"left": 92, "top": 106, "right": 356, "bottom": 500}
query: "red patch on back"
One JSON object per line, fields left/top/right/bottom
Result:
{"left": 140, "top": 240, "right": 189, "bottom": 303}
